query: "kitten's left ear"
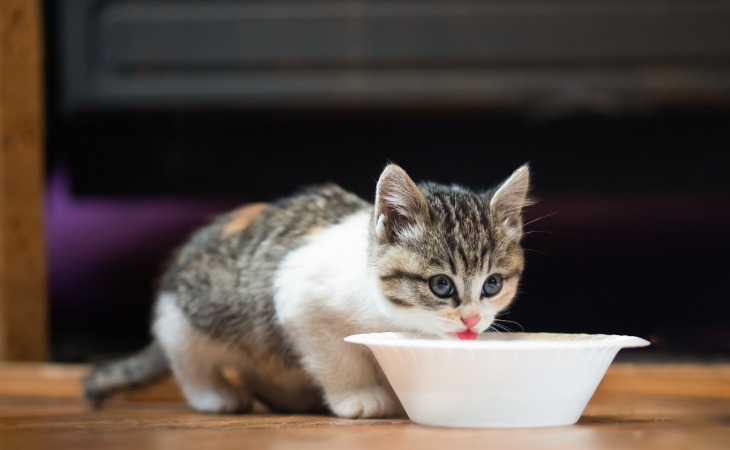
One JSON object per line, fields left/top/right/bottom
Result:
{"left": 374, "top": 164, "right": 431, "bottom": 243}
{"left": 490, "top": 164, "right": 532, "bottom": 227}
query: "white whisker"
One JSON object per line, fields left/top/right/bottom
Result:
{"left": 489, "top": 322, "right": 511, "bottom": 333}
{"left": 522, "top": 212, "right": 557, "bottom": 229}
{"left": 522, "top": 230, "right": 552, "bottom": 236}
{"left": 492, "top": 317, "right": 524, "bottom": 332}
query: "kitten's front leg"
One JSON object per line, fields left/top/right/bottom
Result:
{"left": 303, "top": 340, "right": 401, "bottom": 419}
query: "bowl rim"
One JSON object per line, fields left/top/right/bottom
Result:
{"left": 345, "top": 332, "right": 650, "bottom": 349}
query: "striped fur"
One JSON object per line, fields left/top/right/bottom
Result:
{"left": 83, "top": 164, "right": 531, "bottom": 418}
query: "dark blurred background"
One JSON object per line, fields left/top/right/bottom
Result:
{"left": 45, "top": 0, "right": 730, "bottom": 362}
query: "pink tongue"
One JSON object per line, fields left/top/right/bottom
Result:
{"left": 455, "top": 330, "right": 479, "bottom": 341}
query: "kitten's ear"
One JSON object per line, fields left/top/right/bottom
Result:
{"left": 490, "top": 164, "right": 531, "bottom": 227}
{"left": 374, "top": 164, "right": 431, "bottom": 243}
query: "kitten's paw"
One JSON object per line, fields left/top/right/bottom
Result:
{"left": 328, "top": 387, "right": 399, "bottom": 419}
{"left": 186, "top": 388, "right": 252, "bottom": 414}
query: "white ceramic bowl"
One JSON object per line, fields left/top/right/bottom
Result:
{"left": 345, "top": 332, "right": 649, "bottom": 428}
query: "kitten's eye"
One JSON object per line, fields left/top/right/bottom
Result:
{"left": 428, "top": 275, "right": 455, "bottom": 298}
{"left": 482, "top": 274, "right": 503, "bottom": 297}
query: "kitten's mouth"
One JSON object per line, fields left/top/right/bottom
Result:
{"left": 454, "top": 329, "right": 479, "bottom": 341}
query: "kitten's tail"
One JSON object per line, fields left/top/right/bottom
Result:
{"left": 82, "top": 340, "right": 169, "bottom": 408}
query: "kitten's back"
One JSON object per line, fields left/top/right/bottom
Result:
{"left": 158, "top": 184, "right": 371, "bottom": 356}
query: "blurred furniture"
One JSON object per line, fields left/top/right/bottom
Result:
{"left": 59, "top": 0, "right": 730, "bottom": 112}
{"left": 52, "top": 0, "right": 730, "bottom": 196}
{"left": 0, "top": 0, "right": 47, "bottom": 360}
{"left": 47, "top": 0, "right": 730, "bottom": 361}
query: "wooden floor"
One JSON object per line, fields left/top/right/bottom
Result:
{"left": 0, "top": 363, "right": 728, "bottom": 449}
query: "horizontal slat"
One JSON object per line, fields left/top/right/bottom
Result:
{"left": 594, "top": 363, "right": 730, "bottom": 400}
{"left": 100, "top": 1, "right": 730, "bottom": 68}
{"left": 1, "top": 363, "right": 728, "bottom": 402}
{"left": 58, "top": 0, "right": 730, "bottom": 111}
{"left": 84, "top": 66, "right": 730, "bottom": 109}
{"left": 0, "top": 363, "right": 181, "bottom": 402}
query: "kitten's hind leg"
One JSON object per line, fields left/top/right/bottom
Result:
{"left": 154, "top": 293, "right": 252, "bottom": 414}
{"left": 171, "top": 359, "right": 252, "bottom": 414}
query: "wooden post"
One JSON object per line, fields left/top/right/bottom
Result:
{"left": 0, "top": 0, "right": 48, "bottom": 360}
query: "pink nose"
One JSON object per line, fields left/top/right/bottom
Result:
{"left": 461, "top": 314, "right": 481, "bottom": 330}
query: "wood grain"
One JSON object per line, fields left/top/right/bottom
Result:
{"left": 3, "top": 362, "right": 728, "bottom": 402}
{"left": 0, "top": 362, "right": 728, "bottom": 450}
{"left": 0, "top": 0, "right": 47, "bottom": 360}
{"left": 595, "top": 363, "right": 730, "bottom": 399}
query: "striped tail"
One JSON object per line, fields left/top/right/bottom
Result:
{"left": 83, "top": 340, "right": 169, "bottom": 407}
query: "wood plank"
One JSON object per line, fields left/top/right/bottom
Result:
{"left": 0, "top": 386, "right": 728, "bottom": 450}
{"left": 0, "top": 363, "right": 728, "bottom": 450}
{"left": 0, "top": 363, "right": 180, "bottom": 401}
{"left": 595, "top": 363, "right": 730, "bottom": 400}
{"left": 1, "top": 362, "right": 728, "bottom": 402}
{"left": 0, "top": 0, "right": 48, "bottom": 360}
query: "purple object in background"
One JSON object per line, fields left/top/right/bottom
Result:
{"left": 45, "top": 168, "right": 238, "bottom": 360}
{"left": 44, "top": 166, "right": 730, "bottom": 361}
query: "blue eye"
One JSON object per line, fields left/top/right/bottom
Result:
{"left": 482, "top": 274, "right": 503, "bottom": 297}
{"left": 429, "top": 275, "right": 455, "bottom": 298}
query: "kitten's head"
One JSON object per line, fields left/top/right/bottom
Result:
{"left": 370, "top": 163, "right": 531, "bottom": 339}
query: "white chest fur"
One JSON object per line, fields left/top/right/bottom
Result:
{"left": 272, "top": 211, "right": 403, "bottom": 418}
{"left": 273, "top": 210, "right": 390, "bottom": 333}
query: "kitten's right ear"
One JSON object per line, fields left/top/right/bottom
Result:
{"left": 374, "top": 164, "right": 430, "bottom": 243}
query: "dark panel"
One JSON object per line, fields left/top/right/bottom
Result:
{"left": 58, "top": 0, "right": 730, "bottom": 113}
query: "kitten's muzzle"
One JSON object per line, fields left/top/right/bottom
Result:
{"left": 460, "top": 314, "right": 481, "bottom": 330}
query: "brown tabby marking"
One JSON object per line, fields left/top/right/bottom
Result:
{"left": 81, "top": 163, "right": 532, "bottom": 419}
{"left": 221, "top": 203, "right": 269, "bottom": 238}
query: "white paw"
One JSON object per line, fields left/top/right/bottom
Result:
{"left": 328, "top": 387, "right": 399, "bottom": 419}
{"left": 185, "top": 388, "right": 251, "bottom": 414}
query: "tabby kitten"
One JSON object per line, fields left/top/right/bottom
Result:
{"left": 84, "top": 163, "right": 531, "bottom": 418}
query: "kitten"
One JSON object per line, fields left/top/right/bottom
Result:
{"left": 83, "top": 163, "right": 531, "bottom": 418}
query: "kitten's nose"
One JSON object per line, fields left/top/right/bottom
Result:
{"left": 461, "top": 314, "right": 481, "bottom": 330}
